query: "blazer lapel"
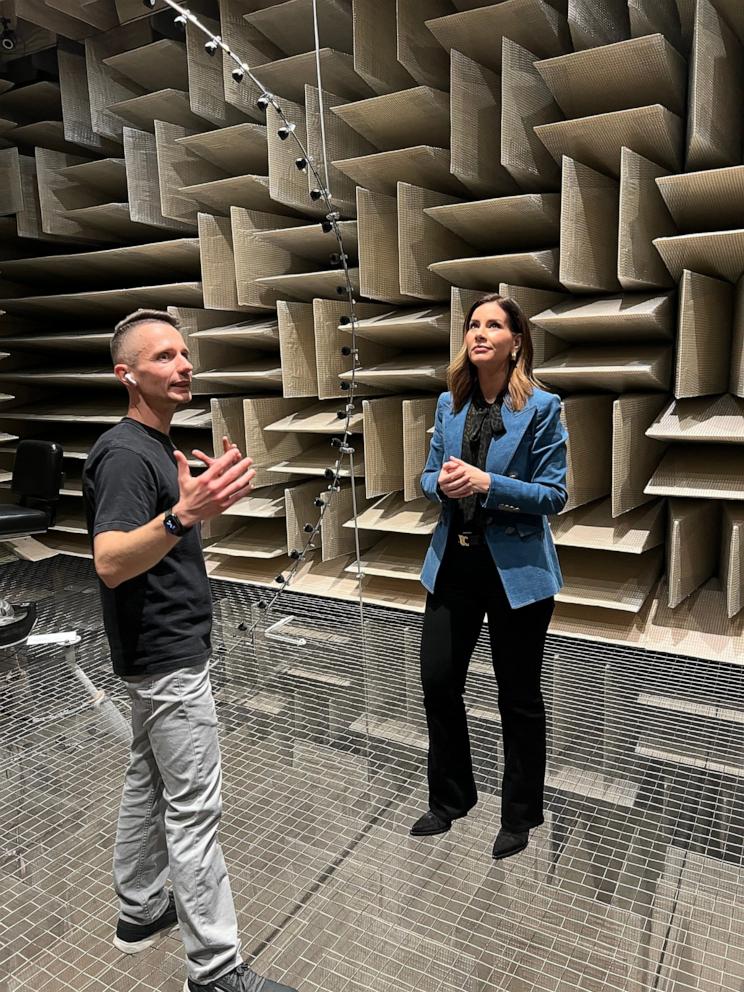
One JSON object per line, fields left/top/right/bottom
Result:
{"left": 486, "top": 396, "right": 537, "bottom": 474}
{"left": 444, "top": 396, "right": 471, "bottom": 461}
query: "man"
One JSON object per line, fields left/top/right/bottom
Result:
{"left": 83, "top": 309, "right": 295, "bottom": 992}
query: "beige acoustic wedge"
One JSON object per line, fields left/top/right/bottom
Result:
{"left": 218, "top": 483, "right": 287, "bottom": 522}
{"left": 305, "top": 86, "right": 373, "bottom": 218}
{"left": 674, "top": 270, "right": 734, "bottom": 398}
{"left": 334, "top": 146, "right": 465, "bottom": 198}
{"left": 206, "top": 519, "right": 289, "bottom": 560}
{"left": 551, "top": 498, "right": 666, "bottom": 554}
{"left": 252, "top": 49, "right": 371, "bottom": 103}
{"left": 84, "top": 22, "right": 152, "bottom": 144}
{"left": 268, "top": 440, "right": 365, "bottom": 479}
{"left": 348, "top": 533, "right": 428, "bottom": 582}
{"left": 184, "top": 19, "right": 246, "bottom": 128}
{"left": 686, "top": 0, "right": 744, "bottom": 171}
{"left": 58, "top": 46, "right": 121, "bottom": 155}
{"left": 246, "top": 0, "right": 353, "bottom": 57}
{"left": 313, "top": 298, "right": 390, "bottom": 400}
{"left": 283, "top": 479, "right": 324, "bottom": 563}
{"left": 531, "top": 292, "right": 675, "bottom": 343}
{"left": 426, "top": 195, "right": 560, "bottom": 254}
{"left": 654, "top": 229, "right": 744, "bottom": 283}
{"left": 254, "top": 268, "right": 361, "bottom": 302}
{"left": 266, "top": 400, "right": 364, "bottom": 435}
{"left": 177, "top": 123, "right": 268, "bottom": 176}
{"left": 1, "top": 238, "right": 200, "bottom": 288}
{"left": 0, "top": 148, "right": 31, "bottom": 217}
{"left": 647, "top": 394, "right": 744, "bottom": 444}
{"left": 198, "top": 213, "right": 255, "bottom": 312}
{"left": 340, "top": 353, "right": 448, "bottom": 393}
{"left": 59, "top": 154, "right": 128, "bottom": 198}
{"left": 154, "top": 121, "right": 221, "bottom": 228}
{"left": 318, "top": 481, "right": 377, "bottom": 561}
{"left": 618, "top": 149, "right": 676, "bottom": 291}
{"left": 536, "top": 34, "right": 686, "bottom": 118}
{"left": 403, "top": 399, "right": 438, "bottom": 502}
{"left": 347, "top": 491, "right": 439, "bottom": 535}
{"left": 720, "top": 503, "right": 744, "bottom": 618}
{"left": 656, "top": 165, "right": 744, "bottom": 233}
{"left": 612, "top": 393, "right": 668, "bottom": 517}
{"left": 174, "top": 307, "right": 279, "bottom": 396}
{"left": 537, "top": 345, "right": 672, "bottom": 393}
{"left": 425, "top": 0, "right": 570, "bottom": 73}
{"left": 274, "top": 301, "right": 317, "bottom": 400}
{"left": 103, "top": 37, "right": 187, "bottom": 90}
{"left": 561, "top": 394, "right": 614, "bottom": 512}
{"left": 450, "top": 49, "right": 518, "bottom": 198}
{"left": 646, "top": 445, "right": 744, "bottom": 500}
{"left": 627, "top": 0, "right": 683, "bottom": 54}
{"left": 429, "top": 249, "right": 562, "bottom": 292}
{"left": 219, "top": 0, "right": 278, "bottom": 122}
{"left": 398, "top": 183, "right": 469, "bottom": 302}
{"left": 352, "top": 0, "right": 416, "bottom": 94}
{"left": 266, "top": 100, "right": 326, "bottom": 218}
{"left": 535, "top": 105, "right": 684, "bottom": 178}
{"left": 332, "top": 86, "right": 449, "bottom": 152}
{"left": 560, "top": 157, "right": 620, "bottom": 294}
{"left": 356, "top": 188, "right": 415, "bottom": 305}
{"left": 0, "top": 283, "right": 203, "bottom": 319}
{"left": 241, "top": 396, "right": 312, "bottom": 488}
{"left": 231, "top": 206, "right": 306, "bottom": 309}
{"left": 123, "top": 128, "right": 195, "bottom": 233}
{"left": 500, "top": 38, "right": 562, "bottom": 194}
{"left": 348, "top": 309, "right": 449, "bottom": 349}
{"left": 556, "top": 545, "right": 664, "bottom": 613}
{"left": 362, "top": 397, "right": 405, "bottom": 499}
{"left": 666, "top": 498, "right": 721, "bottom": 609}
{"left": 35, "top": 148, "right": 122, "bottom": 243}
{"left": 397, "top": 0, "right": 452, "bottom": 89}
{"left": 566, "top": 0, "right": 629, "bottom": 50}
{"left": 111, "top": 89, "right": 210, "bottom": 135}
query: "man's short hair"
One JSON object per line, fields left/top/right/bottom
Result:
{"left": 110, "top": 309, "right": 181, "bottom": 365}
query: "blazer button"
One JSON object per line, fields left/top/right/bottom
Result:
{"left": 505, "top": 526, "right": 516, "bottom": 535}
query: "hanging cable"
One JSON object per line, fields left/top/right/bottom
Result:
{"left": 151, "top": 0, "right": 369, "bottom": 632}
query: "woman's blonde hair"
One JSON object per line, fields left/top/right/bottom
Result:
{"left": 448, "top": 293, "right": 541, "bottom": 413}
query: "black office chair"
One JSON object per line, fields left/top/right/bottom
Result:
{"left": 0, "top": 439, "right": 64, "bottom": 539}
{"left": 0, "top": 439, "right": 63, "bottom": 648}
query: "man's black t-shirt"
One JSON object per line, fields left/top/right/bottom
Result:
{"left": 82, "top": 417, "right": 212, "bottom": 679}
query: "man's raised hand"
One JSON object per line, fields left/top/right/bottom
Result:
{"left": 172, "top": 443, "right": 256, "bottom": 526}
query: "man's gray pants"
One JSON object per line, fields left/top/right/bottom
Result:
{"left": 114, "top": 662, "right": 242, "bottom": 983}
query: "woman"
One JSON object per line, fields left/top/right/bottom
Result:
{"left": 412, "top": 292, "right": 568, "bottom": 860}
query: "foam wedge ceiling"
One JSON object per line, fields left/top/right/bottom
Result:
{"left": 2, "top": 0, "right": 744, "bottom": 655}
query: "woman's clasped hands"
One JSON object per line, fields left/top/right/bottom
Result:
{"left": 437, "top": 457, "right": 491, "bottom": 498}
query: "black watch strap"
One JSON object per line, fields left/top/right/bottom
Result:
{"left": 163, "top": 508, "right": 190, "bottom": 537}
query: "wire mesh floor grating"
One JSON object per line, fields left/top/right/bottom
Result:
{"left": 1, "top": 554, "right": 742, "bottom": 992}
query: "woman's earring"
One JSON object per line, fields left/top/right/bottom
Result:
{"left": 511, "top": 350, "right": 518, "bottom": 361}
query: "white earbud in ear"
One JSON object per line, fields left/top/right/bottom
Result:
{"left": 123, "top": 372, "right": 137, "bottom": 386}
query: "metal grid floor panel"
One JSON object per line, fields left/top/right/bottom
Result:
{"left": 1, "top": 554, "right": 742, "bottom": 992}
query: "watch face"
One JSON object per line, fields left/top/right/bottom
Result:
{"left": 164, "top": 515, "right": 179, "bottom": 535}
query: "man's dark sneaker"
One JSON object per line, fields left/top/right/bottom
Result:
{"left": 409, "top": 809, "right": 452, "bottom": 836}
{"left": 114, "top": 891, "right": 178, "bottom": 953}
{"left": 183, "top": 963, "right": 298, "bottom": 992}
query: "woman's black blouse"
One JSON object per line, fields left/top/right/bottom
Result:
{"left": 452, "top": 385, "right": 506, "bottom": 534}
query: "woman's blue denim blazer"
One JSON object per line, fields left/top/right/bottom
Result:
{"left": 420, "top": 387, "right": 568, "bottom": 609}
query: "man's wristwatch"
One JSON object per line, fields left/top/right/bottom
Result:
{"left": 163, "top": 508, "right": 191, "bottom": 537}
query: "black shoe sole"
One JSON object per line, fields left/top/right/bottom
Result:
{"left": 492, "top": 838, "right": 529, "bottom": 860}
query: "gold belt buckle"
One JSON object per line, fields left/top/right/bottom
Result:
{"left": 458, "top": 533, "right": 470, "bottom": 547}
